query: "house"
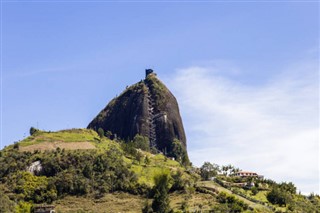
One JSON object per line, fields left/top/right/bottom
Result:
{"left": 233, "top": 171, "right": 264, "bottom": 179}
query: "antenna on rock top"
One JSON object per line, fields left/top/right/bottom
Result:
{"left": 145, "top": 69, "right": 154, "bottom": 78}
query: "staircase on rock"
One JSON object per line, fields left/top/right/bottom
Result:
{"left": 145, "top": 83, "right": 157, "bottom": 149}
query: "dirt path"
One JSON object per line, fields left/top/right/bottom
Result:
{"left": 19, "top": 141, "right": 96, "bottom": 152}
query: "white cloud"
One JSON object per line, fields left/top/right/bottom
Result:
{"left": 166, "top": 60, "right": 319, "bottom": 194}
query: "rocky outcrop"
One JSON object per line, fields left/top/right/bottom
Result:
{"left": 87, "top": 71, "right": 187, "bottom": 157}
{"left": 27, "top": 161, "right": 42, "bottom": 175}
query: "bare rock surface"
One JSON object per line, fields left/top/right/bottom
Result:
{"left": 87, "top": 72, "right": 187, "bottom": 157}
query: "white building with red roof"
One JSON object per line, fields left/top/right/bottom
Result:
{"left": 233, "top": 171, "right": 263, "bottom": 179}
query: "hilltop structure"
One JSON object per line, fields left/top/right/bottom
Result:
{"left": 88, "top": 70, "right": 188, "bottom": 159}
{"left": 233, "top": 171, "right": 264, "bottom": 179}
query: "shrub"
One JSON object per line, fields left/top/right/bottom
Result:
{"left": 144, "top": 156, "right": 150, "bottom": 165}
{"left": 0, "top": 187, "right": 15, "bottom": 212}
{"left": 13, "top": 142, "right": 20, "bottom": 150}
{"left": 152, "top": 172, "right": 172, "bottom": 213}
{"left": 171, "top": 170, "right": 191, "bottom": 191}
{"left": 15, "top": 201, "right": 33, "bottom": 213}
{"left": 105, "top": 130, "right": 112, "bottom": 139}
{"left": 97, "top": 128, "right": 104, "bottom": 138}
{"left": 170, "top": 139, "right": 189, "bottom": 167}
{"left": 9, "top": 171, "right": 57, "bottom": 203}
{"left": 133, "top": 134, "right": 150, "bottom": 151}
{"left": 142, "top": 199, "right": 153, "bottom": 213}
{"left": 251, "top": 187, "right": 259, "bottom": 195}
{"left": 122, "top": 142, "right": 138, "bottom": 157}
{"left": 216, "top": 192, "right": 248, "bottom": 212}
{"left": 135, "top": 151, "right": 143, "bottom": 164}
{"left": 267, "top": 187, "right": 292, "bottom": 206}
{"left": 279, "top": 182, "right": 296, "bottom": 194}
{"left": 29, "top": 127, "right": 39, "bottom": 136}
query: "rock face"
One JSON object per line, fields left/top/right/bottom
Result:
{"left": 87, "top": 71, "right": 187, "bottom": 157}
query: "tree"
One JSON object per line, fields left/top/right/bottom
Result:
{"left": 221, "top": 164, "right": 235, "bottom": 176}
{"left": 29, "top": 127, "right": 39, "bottom": 136}
{"left": 97, "top": 128, "right": 105, "bottom": 138}
{"left": 230, "top": 166, "right": 240, "bottom": 176}
{"left": 200, "top": 162, "right": 219, "bottom": 180}
{"left": 133, "top": 134, "right": 150, "bottom": 151}
{"left": 170, "top": 139, "right": 189, "bottom": 167}
{"left": 279, "top": 182, "right": 296, "bottom": 194}
{"left": 267, "top": 187, "right": 292, "bottom": 207}
{"left": 152, "top": 173, "right": 172, "bottom": 213}
{"left": 122, "top": 142, "right": 137, "bottom": 157}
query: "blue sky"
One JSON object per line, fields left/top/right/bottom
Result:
{"left": 1, "top": 1, "right": 319, "bottom": 193}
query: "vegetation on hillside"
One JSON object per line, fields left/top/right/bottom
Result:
{"left": 198, "top": 162, "right": 320, "bottom": 213}
{"left": 18, "top": 128, "right": 100, "bottom": 147}
{"left": 145, "top": 73, "right": 167, "bottom": 108}
{"left": 0, "top": 129, "right": 319, "bottom": 213}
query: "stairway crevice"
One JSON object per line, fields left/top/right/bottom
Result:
{"left": 145, "top": 83, "right": 157, "bottom": 149}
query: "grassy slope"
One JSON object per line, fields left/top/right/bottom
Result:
{"left": 18, "top": 129, "right": 100, "bottom": 147}
{"left": 7, "top": 129, "right": 313, "bottom": 212}
{"left": 9, "top": 129, "right": 216, "bottom": 212}
{"left": 130, "top": 153, "right": 182, "bottom": 187}
{"left": 54, "top": 192, "right": 145, "bottom": 213}
{"left": 9, "top": 129, "right": 98, "bottom": 152}
{"left": 12, "top": 128, "right": 184, "bottom": 188}
{"left": 54, "top": 192, "right": 222, "bottom": 213}
{"left": 198, "top": 181, "right": 273, "bottom": 213}
{"left": 7, "top": 129, "right": 196, "bottom": 212}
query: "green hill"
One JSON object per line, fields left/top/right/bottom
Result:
{"left": 0, "top": 129, "right": 319, "bottom": 213}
